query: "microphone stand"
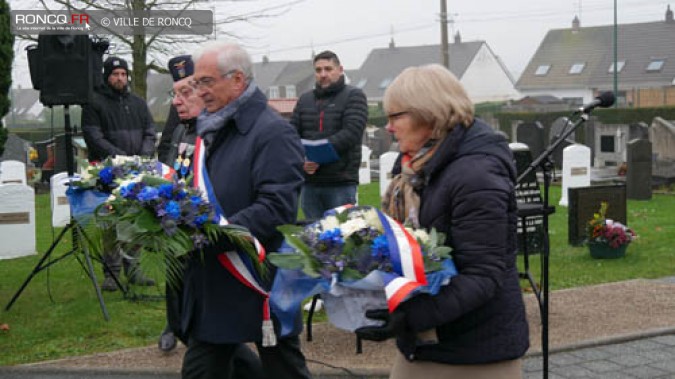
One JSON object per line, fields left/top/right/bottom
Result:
{"left": 517, "top": 111, "right": 590, "bottom": 379}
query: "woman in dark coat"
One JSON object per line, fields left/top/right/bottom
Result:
{"left": 357, "top": 64, "right": 529, "bottom": 378}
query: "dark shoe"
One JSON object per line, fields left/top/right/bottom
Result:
{"left": 158, "top": 331, "right": 177, "bottom": 352}
{"left": 128, "top": 271, "right": 156, "bottom": 286}
{"left": 101, "top": 276, "right": 118, "bottom": 292}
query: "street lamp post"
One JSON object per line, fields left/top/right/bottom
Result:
{"left": 613, "top": 0, "right": 618, "bottom": 107}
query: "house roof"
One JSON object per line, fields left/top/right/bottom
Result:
{"left": 253, "top": 59, "right": 315, "bottom": 97}
{"left": 517, "top": 14, "right": 675, "bottom": 91}
{"left": 268, "top": 98, "right": 298, "bottom": 115}
{"left": 8, "top": 88, "right": 43, "bottom": 121}
{"left": 350, "top": 41, "right": 484, "bottom": 102}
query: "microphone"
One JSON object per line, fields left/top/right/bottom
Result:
{"left": 576, "top": 91, "right": 615, "bottom": 114}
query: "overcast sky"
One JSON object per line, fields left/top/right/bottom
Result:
{"left": 9, "top": 0, "right": 673, "bottom": 89}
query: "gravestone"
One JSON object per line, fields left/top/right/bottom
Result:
{"left": 379, "top": 152, "right": 399, "bottom": 198}
{"left": 0, "top": 134, "right": 30, "bottom": 164}
{"left": 629, "top": 122, "right": 649, "bottom": 141}
{"left": 626, "top": 139, "right": 652, "bottom": 200}
{"left": 549, "top": 117, "right": 575, "bottom": 170}
{"left": 516, "top": 122, "right": 545, "bottom": 164}
{"left": 568, "top": 185, "right": 627, "bottom": 245}
{"left": 0, "top": 184, "right": 36, "bottom": 259}
{"left": 559, "top": 144, "right": 591, "bottom": 207}
{"left": 509, "top": 143, "right": 545, "bottom": 255}
{"left": 0, "top": 160, "right": 27, "bottom": 185}
{"left": 359, "top": 145, "right": 372, "bottom": 185}
{"left": 53, "top": 134, "right": 76, "bottom": 174}
{"left": 50, "top": 172, "right": 80, "bottom": 227}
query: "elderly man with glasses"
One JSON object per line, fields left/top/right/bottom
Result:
{"left": 177, "top": 42, "right": 311, "bottom": 379}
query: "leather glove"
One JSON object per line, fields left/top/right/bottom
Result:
{"left": 354, "top": 309, "right": 406, "bottom": 342}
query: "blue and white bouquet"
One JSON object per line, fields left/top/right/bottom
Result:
{"left": 268, "top": 206, "right": 457, "bottom": 333}
{"left": 69, "top": 156, "right": 263, "bottom": 283}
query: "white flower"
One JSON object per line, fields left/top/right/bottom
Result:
{"left": 363, "top": 208, "right": 384, "bottom": 232}
{"left": 412, "top": 229, "right": 430, "bottom": 244}
{"left": 111, "top": 155, "right": 140, "bottom": 166}
{"left": 339, "top": 218, "right": 368, "bottom": 238}
{"left": 116, "top": 174, "right": 143, "bottom": 189}
{"left": 107, "top": 194, "right": 116, "bottom": 201}
{"left": 320, "top": 215, "right": 340, "bottom": 231}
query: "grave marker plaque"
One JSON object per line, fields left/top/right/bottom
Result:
{"left": 510, "top": 143, "right": 545, "bottom": 255}
{"left": 0, "top": 184, "right": 36, "bottom": 259}
{"left": 359, "top": 145, "right": 372, "bottom": 185}
{"left": 516, "top": 122, "right": 545, "bottom": 163}
{"left": 0, "top": 160, "right": 27, "bottom": 185}
{"left": 379, "top": 152, "right": 399, "bottom": 198}
{"left": 626, "top": 139, "right": 652, "bottom": 200}
{"left": 568, "top": 185, "right": 626, "bottom": 245}
{"left": 559, "top": 144, "right": 591, "bottom": 206}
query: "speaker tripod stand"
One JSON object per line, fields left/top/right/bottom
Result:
{"left": 4, "top": 106, "right": 125, "bottom": 320}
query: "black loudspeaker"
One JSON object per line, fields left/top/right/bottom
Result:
{"left": 37, "top": 34, "right": 93, "bottom": 106}
{"left": 26, "top": 44, "right": 42, "bottom": 90}
{"left": 90, "top": 38, "right": 109, "bottom": 90}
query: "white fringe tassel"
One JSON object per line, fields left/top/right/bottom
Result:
{"left": 262, "top": 319, "right": 277, "bottom": 347}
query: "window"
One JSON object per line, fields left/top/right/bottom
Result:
{"left": 268, "top": 86, "right": 279, "bottom": 99}
{"left": 608, "top": 61, "right": 626, "bottom": 73}
{"left": 600, "top": 135, "right": 615, "bottom": 153}
{"left": 569, "top": 63, "right": 585, "bottom": 74}
{"left": 646, "top": 59, "right": 665, "bottom": 72}
{"left": 535, "top": 64, "right": 551, "bottom": 76}
{"left": 355, "top": 78, "right": 367, "bottom": 89}
{"left": 379, "top": 78, "right": 392, "bottom": 89}
{"left": 284, "top": 85, "right": 296, "bottom": 98}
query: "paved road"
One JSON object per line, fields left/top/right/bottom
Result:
{"left": 2, "top": 334, "right": 675, "bottom": 379}
{"left": 523, "top": 334, "right": 675, "bottom": 379}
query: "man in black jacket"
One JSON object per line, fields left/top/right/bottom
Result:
{"left": 290, "top": 50, "right": 368, "bottom": 220}
{"left": 81, "top": 56, "right": 157, "bottom": 291}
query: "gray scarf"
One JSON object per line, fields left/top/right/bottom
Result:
{"left": 196, "top": 80, "right": 259, "bottom": 147}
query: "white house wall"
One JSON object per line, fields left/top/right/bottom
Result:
{"left": 460, "top": 45, "right": 521, "bottom": 103}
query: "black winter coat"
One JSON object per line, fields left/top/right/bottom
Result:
{"left": 180, "top": 88, "right": 305, "bottom": 343}
{"left": 81, "top": 85, "right": 156, "bottom": 162}
{"left": 290, "top": 77, "right": 368, "bottom": 185}
{"left": 396, "top": 119, "right": 529, "bottom": 364}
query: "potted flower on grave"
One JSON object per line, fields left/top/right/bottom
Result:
{"left": 586, "top": 202, "right": 636, "bottom": 259}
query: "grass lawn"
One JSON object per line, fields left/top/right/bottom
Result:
{"left": 0, "top": 183, "right": 673, "bottom": 365}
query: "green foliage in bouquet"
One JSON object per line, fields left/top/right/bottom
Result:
{"left": 87, "top": 158, "right": 265, "bottom": 286}
{"left": 268, "top": 206, "right": 452, "bottom": 280}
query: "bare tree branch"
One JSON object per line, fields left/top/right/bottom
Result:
{"left": 22, "top": 0, "right": 306, "bottom": 99}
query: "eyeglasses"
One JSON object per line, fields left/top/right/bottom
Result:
{"left": 192, "top": 70, "right": 238, "bottom": 90}
{"left": 168, "top": 86, "right": 195, "bottom": 99}
{"left": 386, "top": 111, "right": 409, "bottom": 122}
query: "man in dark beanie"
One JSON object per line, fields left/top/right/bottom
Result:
{"left": 81, "top": 56, "right": 157, "bottom": 291}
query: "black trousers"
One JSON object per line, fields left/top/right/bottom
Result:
{"left": 182, "top": 335, "right": 312, "bottom": 379}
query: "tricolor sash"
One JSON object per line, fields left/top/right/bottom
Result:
{"left": 375, "top": 209, "right": 428, "bottom": 311}
{"left": 155, "top": 161, "right": 176, "bottom": 180}
{"left": 192, "top": 137, "right": 276, "bottom": 347}
{"left": 324, "top": 206, "right": 429, "bottom": 312}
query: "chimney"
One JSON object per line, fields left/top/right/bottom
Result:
{"left": 262, "top": 55, "right": 269, "bottom": 64}
{"left": 572, "top": 15, "right": 580, "bottom": 31}
{"left": 667, "top": 5, "right": 674, "bottom": 23}
{"left": 454, "top": 31, "right": 461, "bottom": 44}
{"left": 388, "top": 37, "right": 395, "bottom": 49}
